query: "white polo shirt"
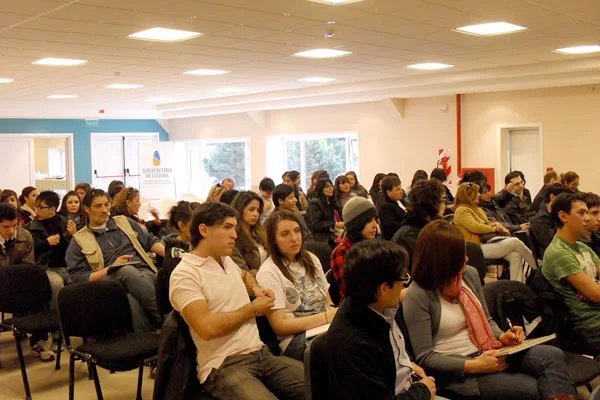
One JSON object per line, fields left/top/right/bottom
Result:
{"left": 169, "top": 253, "right": 263, "bottom": 383}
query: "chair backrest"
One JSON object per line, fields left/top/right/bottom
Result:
{"left": 526, "top": 228, "right": 542, "bottom": 267}
{"left": 156, "top": 267, "right": 173, "bottom": 319}
{"left": 58, "top": 280, "right": 133, "bottom": 340}
{"left": 325, "top": 269, "right": 341, "bottom": 306}
{"left": 304, "top": 241, "right": 332, "bottom": 273}
{"left": 304, "top": 333, "right": 329, "bottom": 400}
{"left": 0, "top": 264, "right": 51, "bottom": 314}
{"left": 465, "top": 242, "right": 487, "bottom": 285}
{"left": 483, "top": 279, "right": 547, "bottom": 337}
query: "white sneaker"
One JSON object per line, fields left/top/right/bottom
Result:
{"left": 32, "top": 339, "right": 55, "bottom": 362}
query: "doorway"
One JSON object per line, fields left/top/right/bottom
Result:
{"left": 0, "top": 134, "right": 74, "bottom": 196}
{"left": 498, "top": 124, "right": 543, "bottom": 198}
{"left": 91, "top": 132, "right": 159, "bottom": 191}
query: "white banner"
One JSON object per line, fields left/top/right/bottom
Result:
{"left": 139, "top": 142, "right": 176, "bottom": 201}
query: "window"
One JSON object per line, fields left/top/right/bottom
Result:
{"left": 174, "top": 139, "right": 250, "bottom": 200}
{"left": 268, "top": 133, "right": 359, "bottom": 190}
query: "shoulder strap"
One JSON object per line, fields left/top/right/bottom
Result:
{"left": 113, "top": 216, "right": 157, "bottom": 273}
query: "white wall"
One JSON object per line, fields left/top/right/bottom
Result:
{"left": 461, "top": 85, "right": 600, "bottom": 192}
{"left": 169, "top": 96, "right": 458, "bottom": 190}
{"left": 168, "top": 84, "right": 600, "bottom": 195}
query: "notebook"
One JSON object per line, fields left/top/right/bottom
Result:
{"left": 493, "top": 334, "right": 556, "bottom": 357}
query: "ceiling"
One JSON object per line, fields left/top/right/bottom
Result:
{"left": 0, "top": 0, "right": 599, "bottom": 119}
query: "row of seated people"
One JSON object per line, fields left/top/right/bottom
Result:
{"left": 0, "top": 170, "right": 592, "bottom": 399}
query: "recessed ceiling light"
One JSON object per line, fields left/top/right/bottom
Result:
{"left": 145, "top": 97, "right": 175, "bottom": 103}
{"left": 407, "top": 63, "right": 454, "bottom": 71}
{"left": 33, "top": 58, "right": 87, "bottom": 66}
{"left": 455, "top": 22, "right": 526, "bottom": 36}
{"left": 293, "top": 48, "right": 352, "bottom": 59}
{"left": 297, "top": 77, "right": 336, "bottom": 83}
{"left": 128, "top": 27, "right": 202, "bottom": 42}
{"left": 308, "top": 0, "right": 365, "bottom": 5}
{"left": 554, "top": 45, "right": 600, "bottom": 55}
{"left": 47, "top": 94, "right": 79, "bottom": 99}
{"left": 105, "top": 84, "right": 143, "bottom": 89}
{"left": 0, "top": 78, "right": 14, "bottom": 84}
{"left": 184, "top": 69, "right": 230, "bottom": 76}
{"left": 214, "top": 88, "right": 246, "bottom": 93}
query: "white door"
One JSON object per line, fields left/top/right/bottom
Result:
{"left": 92, "top": 138, "right": 124, "bottom": 191}
{"left": 124, "top": 136, "right": 155, "bottom": 189}
{"left": 509, "top": 129, "right": 542, "bottom": 198}
{"left": 0, "top": 138, "right": 34, "bottom": 191}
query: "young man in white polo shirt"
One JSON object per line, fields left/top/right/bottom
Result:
{"left": 169, "top": 201, "right": 305, "bottom": 400}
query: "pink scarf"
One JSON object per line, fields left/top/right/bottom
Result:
{"left": 443, "top": 276, "right": 502, "bottom": 351}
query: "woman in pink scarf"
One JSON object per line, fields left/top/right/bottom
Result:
{"left": 402, "top": 220, "right": 576, "bottom": 400}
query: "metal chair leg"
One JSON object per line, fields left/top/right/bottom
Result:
{"left": 136, "top": 361, "right": 144, "bottom": 400}
{"left": 90, "top": 363, "right": 104, "bottom": 400}
{"left": 69, "top": 354, "right": 75, "bottom": 400}
{"left": 55, "top": 332, "right": 62, "bottom": 371}
{"left": 13, "top": 329, "right": 32, "bottom": 400}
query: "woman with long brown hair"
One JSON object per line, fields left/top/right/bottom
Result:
{"left": 257, "top": 210, "right": 335, "bottom": 360}
{"left": 453, "top": 182, "right": 535, "bottom": 283}
{"left": 230, "top": 191, "right": 268, "bottom": 276}
{"left": 59, "top": 190, "right": 87, "bottom": 230}
{"left": 403, "top": 220, "right": 575, "bottom": 399}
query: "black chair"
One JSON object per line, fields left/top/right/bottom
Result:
{"left": 304, "top": 333, "right": 328, "bottom": 400}
{"left": 325, "top": 270, "right": 341, "bottom": 307}
{"left": 483, "top": 280, "right": 600, "bottom": 393}
{"left": 0, "top": 264, "right": 62, "bottom": 400}
{"left": 305, "top": 241, "right": 332, "bottom": 273}
{"left": 155, "top": 267, "right": 173, "bottom": 320}
{"left": 465, "top": 242, "right": 487, "bottom": 285}
{"left": 526, "top": 228, "right": 543, "bottom": 269}
{"left": 58, "top": 281, "right": 160, "bottom": 400}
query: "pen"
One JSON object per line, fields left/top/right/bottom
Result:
{"left": 506, "top": 318, "right": 515, "bottom": 333}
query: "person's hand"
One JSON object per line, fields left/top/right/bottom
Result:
{"left": 492, "top": 222, "right": 503, "bottom": 233}
{"left": 112, "top": 254, "right": 134, "bottom": 266}
{"left": 501, "top": 226, "right": 511, "bottom": 236}
{"left": 472, "top": 350, "right": 508, "bottom": 373}
{"left": 411, "top": 362, "right": 426, "bottom": 378}
{"left": 500, "top": 326, "right": 525, "bottom": 346}
{"left": 264, "top": 201, "right": 274, "bottom": 211}
{"left": 520, "top": 223, "right": 530, "bottom": 230}
{"left": 66, "top": 220, "right": 77, "bottom": 236}
{"left": 418, "top": 376, "right": 436, "bottom": 399}
{"left": 335, "top": 221, "right": 345, "bottom": 228}
{"left": 252, "top": 286, "right": 275, "bottom": 299}
{"left": 47, "top": 234, "right": 61, "bottom": 246}
{"left": 506, "top": 182, "right": 514, "bottom": 194}
{"left": 150, "top": 208, "right": 160, "bottom": 220}
{"left": 252, "top": 296, "right": 275, "bottom": 316}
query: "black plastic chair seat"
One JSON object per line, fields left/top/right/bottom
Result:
{"left": 77, "top": 333, "right": 159, "bottom": 368}
{"left": 2, "top": 310, "right": 59, "bottom": 332}
{"left": 565, "top": 351, "right": 600, "bottom": 386}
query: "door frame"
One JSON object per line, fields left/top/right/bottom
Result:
{"left": 496, "top": 123, "right": 543, "bottom": 194}
{"left": 90, "top": 132, "right": 159, "bottom": 187}
{"left": 0, "top": 133, "right": 74, "bottom": 189}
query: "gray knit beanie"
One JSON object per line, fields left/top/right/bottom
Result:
{"left": 342, "top": 197, "right": 378, "bottom": 233}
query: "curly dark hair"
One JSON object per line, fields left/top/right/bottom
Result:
{"left": 406, "top": 179, "right": 444, "bottom": 221}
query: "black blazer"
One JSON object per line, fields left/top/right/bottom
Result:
{"left": 378, "top": 198, "right": 406, "bottom": 240}
{"left": 308, "top": 197, "right": 336, "bottom": 244}
{"left": 325, "top": 297, "right": 430, "bottom": 400}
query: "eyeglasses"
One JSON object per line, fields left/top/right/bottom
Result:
{"left": 397, "top": 275, "right": 411, "bottom": 288}
{"left": 34, "top": 205, "right": 51, "bottom": 210}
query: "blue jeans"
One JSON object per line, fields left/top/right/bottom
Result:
{"left": 104, "top": 265, "right": 161, "bottom": 331}
{"left": 283, "top": 332, "right": 307, "bottom": 361}
{"left": 203, "top": 346, "right": 305, "bottom": 400}
{"left": 476, "top": 345, "right": 576, "bottom": 400}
